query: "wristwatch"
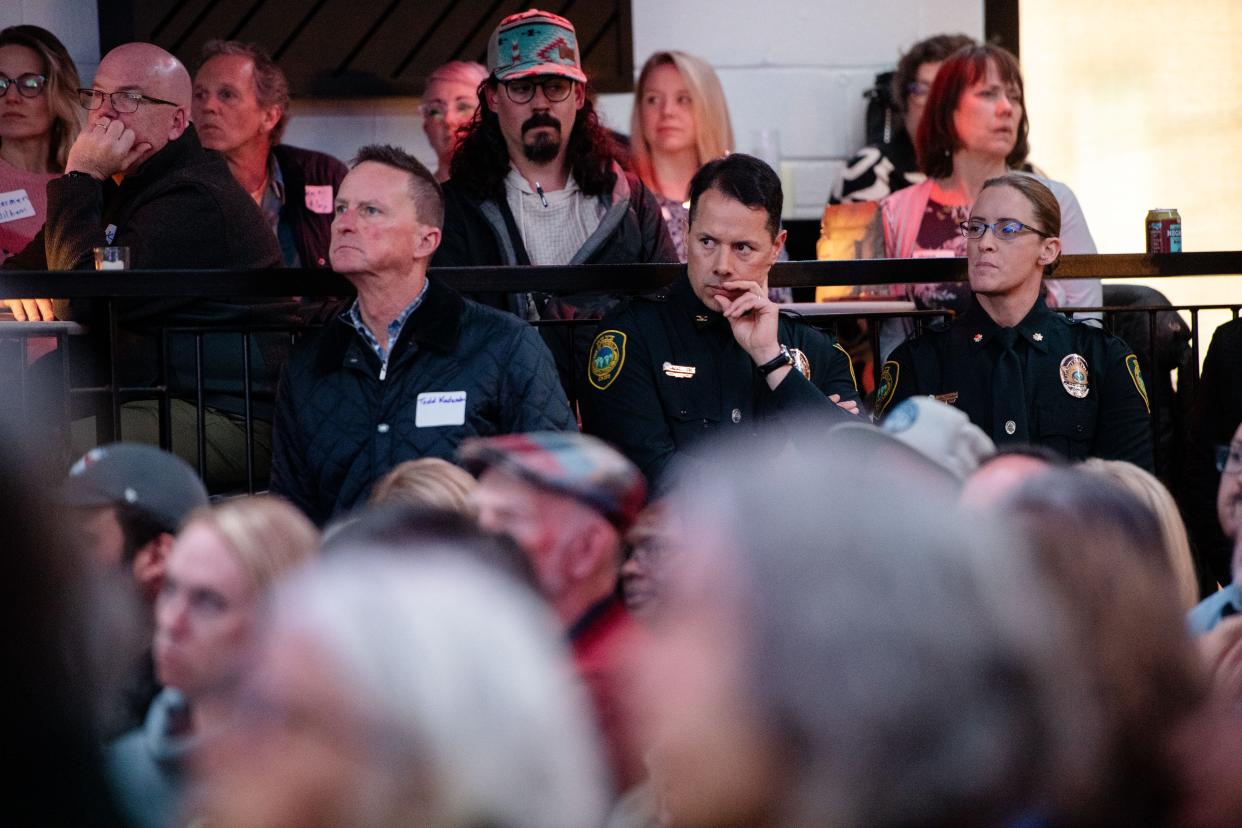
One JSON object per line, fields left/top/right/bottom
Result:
{"left": 63, "top": 171, "right": 97, "bottom": 181}
{"left": 757, "top": 344, "right": 794, "bottom": 376}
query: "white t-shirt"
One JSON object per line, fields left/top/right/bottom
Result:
{"left": 505, "top": 167, "right": 605, "bottom": 265}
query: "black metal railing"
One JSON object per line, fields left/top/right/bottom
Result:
{"left": 1, "top": 251, "right": 1238, "bottom": 491}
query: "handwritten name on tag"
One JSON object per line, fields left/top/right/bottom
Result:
{"left": 304, "top": 185, "right": 334, "bottom": 215}
{"left": 416, "top": 391, "right": 467, "bottom": 427}
{"left": 0, "top": 189, "right": 36, "bottom": 224}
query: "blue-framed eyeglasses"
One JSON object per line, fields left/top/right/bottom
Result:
{"left": 960, "top": 218, "right": 1052, "bottom": 241}
{"left": 1216, "top": 444, "right": 1242, "bottom": 475}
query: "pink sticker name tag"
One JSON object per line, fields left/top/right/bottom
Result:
{"left": 304, "top": 185, "right": 334, "bottom": 215}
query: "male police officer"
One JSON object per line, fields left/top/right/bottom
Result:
{"left": 581, "top": 154, "right": 859, "bottom": 491}
{"left": 874, "top": 174, "right": 1152, "bottom": 470}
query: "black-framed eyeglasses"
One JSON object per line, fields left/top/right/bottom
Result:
{"left": 501, "top": 77, "right": 574, "bottom": 104}
{"left": 0, "top": 73, "right": 47, "bottom": 98}
{"left": 959, "top": 218, "right": 1052, "bottom": 241}
{"left": 77, "top": 88, "right": 179, "bottom": 113}
{"left": 1216, "top": 444, "right": 1242, "bottom": 475}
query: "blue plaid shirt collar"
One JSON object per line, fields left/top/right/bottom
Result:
{"left": 344, "top": 279, "right": 430, "bottom": 361}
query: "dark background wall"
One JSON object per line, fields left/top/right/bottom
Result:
{"left": 97, "top": 0, "right": 634, "bottom": 96}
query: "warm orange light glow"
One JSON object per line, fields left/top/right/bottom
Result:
{"left": 1022, "top": 0, "right": 1242, "bottom": 360}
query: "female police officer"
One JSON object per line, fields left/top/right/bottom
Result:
{"left": 875, "top": 173, "right": 1152, "bottom": 470}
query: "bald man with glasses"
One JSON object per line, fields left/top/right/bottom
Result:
{"left": 5, "top": 41, "right": 277, "bottom": 277}
{"left": 3, "top": 42, "right": 281, "bottom": 492}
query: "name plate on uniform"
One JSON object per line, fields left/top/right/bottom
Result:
{"left": 663, "top": 361, "right": 696, "bottom": 379}
{"left": 416, "top": 391, "right": 467, "bottom": 427}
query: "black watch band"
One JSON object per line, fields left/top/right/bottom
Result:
{"left": 63, "top": 171, "right": 97, "bottom": 181}
{"left": 757, "top": 345, "right": 793, "bottom": 377}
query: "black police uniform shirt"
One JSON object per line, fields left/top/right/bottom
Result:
{"left": 874, "top": 295, "right": 1154, "bottom": 470}
{"left": 580, "top": 273, "right": 861, "bottom": 491}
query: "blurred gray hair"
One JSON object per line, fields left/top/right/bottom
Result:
{"left": 264, "top": 550, "right": 609, "bottom": 827}
{"left": 667, "top": 422, "right": 1100, "bottom": 827}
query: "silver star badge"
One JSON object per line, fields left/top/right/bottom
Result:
{"left": 1033, "top": 333, "right": 1044, "bottom": 342}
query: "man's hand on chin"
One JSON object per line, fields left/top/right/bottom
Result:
{"left": 64, "top": 118, "right": 153, "bottom": 180}
{"left": 715, "top": 279, "right": 779, "bottom": 363}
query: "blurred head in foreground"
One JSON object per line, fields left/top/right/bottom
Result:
{"left": 155, "top": 496, "right": 318, "bottom": 702}
{"left": 1001, "top": 467, "right": 1206, "bottom": 825}
{"left": 198, "top": 552, "right": 608, "bottom": 828}
{"left": 638, "top": 423, "right": 1097, "bottom": 828}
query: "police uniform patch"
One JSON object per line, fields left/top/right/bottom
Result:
{"left": 833, "top": 342, "right": 858, "bottom": 391}
{"left": 1125, "top": 354, "right": 1150, "bottom": 413}
{"left": 874, "top": 360, "right": 899, "bottom": 416}
{"left": 589, "top": 330, "right": 627, "bottom": 390}
{"left": 1059, "top": 353, "right": 1089, "bottom": 398}
{"left": 790, "top": 348, "right": 811, "bottom": 381}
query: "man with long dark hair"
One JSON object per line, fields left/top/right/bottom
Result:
{"left": 433, "top": 9, "right": 676, "bottom": 396}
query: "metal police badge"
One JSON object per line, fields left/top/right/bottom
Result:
{"left": 1125, "top": 354, "right": 1150, "bottom": 413}
{"left": 789, "top": 348, "right": 811, "bottom": 381}
{"left": 874, "top": 360, "right": 900, "bottom": 416}
{"left": 589, "top": 330, "right": 627, "bottom": 391}
{"left": 1059, "top": 354, "right": 1089, "bottom": 399}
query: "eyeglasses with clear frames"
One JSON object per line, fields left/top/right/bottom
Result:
{"left": 501, "top": 77, "right": 574, "bottom": 104}
{"left": 0, "top": 73, "right": 47, "bottom": 98}
{"left": 77, "top": 88, "right": 179, "bottom": 113}
{"left": 1216, "top": 444, "right": 1242, "bottom": 475}
{"left": 959, "top": 218, "right": 1052, "bottom": 241}
{"left": 419, "top": 100, "right": 477, "bottom": 122}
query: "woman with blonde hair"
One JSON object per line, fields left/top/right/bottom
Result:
{"left": 0, "top": 24, "right": 81, "bottom": 263}
{"left": 1082, "top": 458, "right": 1200, "bottom": 611}
{"left": 630, "top": 51, "right": 733, "bottom": 260}
{"left": 108, "top": 495, "right": 318, "bottom": 828}
{"left": 368, "top": 456, "right": 478, "bottom": 518}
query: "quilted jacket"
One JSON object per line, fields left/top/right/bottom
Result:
{"left": 270, "top": 277, "right": 575, "bottom": 524}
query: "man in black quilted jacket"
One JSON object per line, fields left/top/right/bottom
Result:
{"left": 270, "top": 144, "right": 574, "bottom": 525}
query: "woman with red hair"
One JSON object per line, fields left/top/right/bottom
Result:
{"left": 875, "top": 45, "right": 1099, "bottom": 334}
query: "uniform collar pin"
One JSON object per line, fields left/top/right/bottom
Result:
{"left": 972, "top": 333, "right": 983, "bottom": 343}
{"left": 1033, "top": 332, "right": 1044, "bottom": 342}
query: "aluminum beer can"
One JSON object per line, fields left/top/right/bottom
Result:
{"left": 1146, "top": 209, "right": 1182, "bottom": 253}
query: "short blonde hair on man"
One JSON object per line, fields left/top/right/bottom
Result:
{"left": 369, "top": 457, "right": 478, "bottom": 518}
{"left": 1082, "top": 459, "right": 1199, "bottom": 611}
{"left": 184, "top": 495, "right": 319, "bottom": 591}
{"left": 631, "top": 51, "right": 734, "bottom": 193}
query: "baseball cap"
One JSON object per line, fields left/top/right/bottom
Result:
{"left": 881, "top": 397, "right": 996, "bottom": 480}
{"left": 487, "top": 9, "right": 587, "bottom": 84}
{"left": 459, "top": 432, "right": 646, "bottom": 532}
{"left": 61, "top": 443, "right": 209, "bottom": 530}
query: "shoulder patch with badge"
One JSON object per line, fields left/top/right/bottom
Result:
{"left": 874, "top": 360, "right": 900, "bottom": 416}
{"left": 1124, "top": 353, "right": 1150, "bottom": 413}
{"left": 589, "top": 330, "right": 627, "bottom": 390}
{"left": 832, "top": 342, "right": 857, "bottom": 391}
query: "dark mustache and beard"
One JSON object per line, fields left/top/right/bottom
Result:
{"left": 521, "top": 112, "right": 563, "bottom": 163}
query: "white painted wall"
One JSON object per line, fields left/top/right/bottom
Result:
{"left": 284, "top": 0, "right": 985, "bottom": 218}
{"left": 1, "top": 0, "right": 100, "bottom": 84}
{"left": 5, "top": 0, "right": 983, "bottom": 218}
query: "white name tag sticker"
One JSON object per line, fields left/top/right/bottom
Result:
{"left": 304, "top": 185, "right": 334, "bottom": 215}
{"left": 416, "top": 391, "right": 467, "bottom": 427}
{"left": 0, "top": 189, "right": 36, "bottom": 224}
